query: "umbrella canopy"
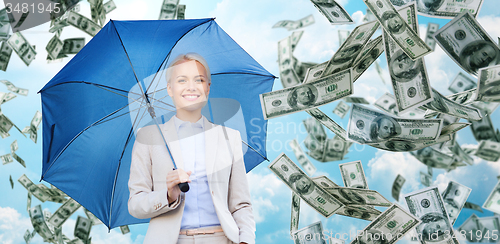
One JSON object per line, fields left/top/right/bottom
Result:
{"left": 39, "top": 18, "right": 275, "bottom": 229}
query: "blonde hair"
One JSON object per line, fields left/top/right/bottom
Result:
{"left": 165, "top": 53, "right": 211, "bottom": 84}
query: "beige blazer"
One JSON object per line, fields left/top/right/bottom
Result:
{"left": 128, "top": 116, "right": 255, "bottom": 244}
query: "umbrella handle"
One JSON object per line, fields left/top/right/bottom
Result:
{"left": 179, "top": 182, "right": 190, "bottom": 192}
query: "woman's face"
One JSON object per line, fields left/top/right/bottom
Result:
{"left": 167, "top": 60, "right": 210, "bottom": 113}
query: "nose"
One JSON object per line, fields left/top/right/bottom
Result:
{"left": 187, "top": 80, "right": 196, "bottom": 90}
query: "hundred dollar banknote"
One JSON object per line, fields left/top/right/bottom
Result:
{"left": 260, "top": 69, "right": 353, "bottom": 119}
{"left": 448, "top": 143, "right": 473, "bottom": 165}
{"left": 311, "top": 0, "right": 354, "bottom": 25}
{"left": 74, "top": 216, "right": 92, "bottom": 241}
{"left": 0, "top": 41, "right": 12, "bottom": 71}
{"left": 468, "top": 115, "right": 498, "bottom": 143}
{"left": 158, "top": 0, "right": 178, "bottom": 20}
{"left": 120, "top": 225, "right": 130, "bottom": 234}
{"left": 416, "top": 0, "right": 483, "bottom": 19}
{"left": 269, "top": 153, "right": 344, "bottom": 218}
{"left": 273, "top": 14, "right": 315, "bottom": 31}
{"left": 67, "top": 11, "right": 101, "bottom": 37}
{"left": 323, "top": 186, "right": 392, "bottom": 207}
{"left": 303, "top": 61, "right": 328, "bottom": 83}
{"left": 457, "top": 213, "right": 480, "bottom": 242}
{"left": 420, "top": 171, "right": 432, "bottom": 187}
{"left": 312, "top": 175, "right": 339, "bottom": 188}
{"left": 411, "top": 146, "right": 455, "bottom": 169}
{"left": 366, "top": 122, "right": 469, "bottom": 152}
{"left": 425, "top": 23, "right": 439, "bottom": 51}
{"left": 350, "top": 204, "right": 421, "bottom": 244}
{"left": 448, "top": 72, "right": 476, "bottom": 94}
{"left": 339, "top": 30, "right": 351, "bottom": 46}
{"left": 337, "top": 205, "right": 382, "bottom": 221}
{"left": 291, "top": 30, "right": 304, "bottom": 52}
{"left": 18, "top": 174, "right": 50, "bottom": 202}
{"left": 303, "top": 117, "right": 327, "bottom": 142}
{"left": 348, "top": 104, "right": 443, "bottom": 144}
{"left": 424, "top": 89, "right": 478, "bottom": 118}
{"left": 61, "top": 38, "right": 85, "bottom": 55}
{"left": 289, "top": 139, "right": 317, "bottom": 176}
{"left": 374, "top": 92, "right": 426, "bottom": 119}
{"left": 339, "top": 160, "right": 369, "bottom": 189}
{"left": 392, "top": 174, "right": 406, "bottom": 201}
{"left": 322, "top": 21, "right": 379, "bottom": 77}
{"left": 318, "top": 137, "right": 349, "bottom": 162}
{"left": 351, "top": 35, "right": 384, "bottom": 81}
{"left": 441, "top": 181, "right": 471, "bottom": 224}
{"left": 476, "top": 64, "right": 500, "bottom": 102}
{"left": 463, "top": 201, "right": 483, "bottom": 213}
{"left": 384, "top": 3, "right": 433, "bottom": 113}
{"left": 291, "top": 192, "right": 300, "bottom": 233}
{"left": 292, "top": 221, "right": 326, "bottom": 244}
{"left": 333, "top": 100, "right": 350, "bottom": 119}
{"left": 344, "top": 96, "right": 370, "bottom": 104}
{"left": 46, "top": 35, "right": 63, "bottom": 60}
{"left": 423, "top": 89, "right": 482, "bottom": 121}
{"left": 7, "top": 32, "right": 36, "bottom": 66}
{"left": 176, "top": 4, "right": 186, "bottom": 20}
{"left": 48, "top": 198, "right": 81, "bottom": 228}
{"left": 475, "top": 140, "right": 500, "bottom": 162}
{"left": 278, "top": 35, "right": 301, "bottom": 88}
{"left": 364, "top": 0, "right": 432, "bottom": 60}
{"left": 483, "top": 181, "right": 500, "bottom": 215}
{"left": 0, "top": 80, "right": 28, "bottom": 96}
{"left": 404, "top": 187, "right": 460, "bottom": 244}
{"left": 434, "top": 12, "right": 500, "bottom": 76}
{"left": 30, "top": 205, "right": 54, "bottom": 241}
{"left": 104, "top": 0, "right": 117, "bottom": 14}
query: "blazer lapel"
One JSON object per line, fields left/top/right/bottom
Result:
{"left": 162, "top": 117, "right": 185, "bottom": 170}
{"left": 204, "top": 116, "right": 218, "bottom": 182}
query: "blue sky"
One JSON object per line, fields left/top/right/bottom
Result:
{"left": 1, "top": 0, "right": 500, "bottom": 243}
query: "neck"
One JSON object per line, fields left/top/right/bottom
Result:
{"left": 175, "top": 109, "right": 202, "bottom": 123}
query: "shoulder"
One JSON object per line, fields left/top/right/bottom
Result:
{"left": 135, "top": 124, "right": 165, "bottom": 145}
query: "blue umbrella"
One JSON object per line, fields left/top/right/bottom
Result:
{"left": 38, "top": 18, "right": 275, "bottom": 229}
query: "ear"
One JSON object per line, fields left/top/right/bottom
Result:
{"left": 167, "top": 82, "right": 173, "bottom": 97}
{"left": 206, "top": 81, "right": 211, "bottom": 96}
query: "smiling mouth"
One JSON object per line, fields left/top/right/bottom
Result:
{"left": 182, "top": 94, "right": 200, "bottom": 101}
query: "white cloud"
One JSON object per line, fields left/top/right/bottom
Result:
{"left": 477, "top": 15, "right": 500, "bottom": 41}
{"left": 247, "top": 171, "right": 285, "bottom": 223}
{"left": 0, "top": 206, "right": 32, "bottom": 244}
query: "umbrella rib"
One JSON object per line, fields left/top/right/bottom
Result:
{"left": 212, "top": 71, "right": 277, "bottom": 78}
{"left": 95, "top": 102, "right": 174, "bottom": 126}
{"left": 41, "top": 103, "right": 133, "bottom": 180}
{"left": 241, "top": 140, "right": 269, "bottom": 161}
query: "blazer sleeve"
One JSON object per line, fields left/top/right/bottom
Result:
{"left": 128, "top": 132, "right": 181, "bottom": 219}
{"left": 227, "top": 130, "right": 256, "bottom": 244}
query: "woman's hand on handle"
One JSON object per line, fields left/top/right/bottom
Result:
{"left": 166, "top": 168, "right": 191, "bottom": 204}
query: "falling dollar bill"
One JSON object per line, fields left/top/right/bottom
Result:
{"left": 351, "top": 35, "right": 384, "bottom": 81}
{"left": 306, "top": 108, "right": 347, "bottom": 140}
{"left": 7, "top": 32, "right": 36, "bottom": 66}
{"left": 290, "top": 30, "right": 304, "bottom": 52}
{"left": 67, "top": 11, "right": 101, "bottom": 37}
{"left": 350, "top": 204, "right": 421, "bottom": 244}
{"left": 159, "top": 0, "right": 178, "bottom": 20}
{"left": 289, "top": 139, "right": 317, "bottom": 176}
{"left": 318, "top": 137, "right": 349, "bottom": 162}
{"left": 392, "top": 174, "right": 406, "bottom": 201}
{"left": 484, "top": 180, "right": 500, "bottom": 215}
{"left": 468, "top": 113, "right": 499, "bottom": 142}
{"left": 463, "top": 202, "right": 483, "bottom": 212}
{"left": 278, "top": 35, "right": 301, "bottom": 88}
{"left": 364, "top": 0, "right": 432, "bottom": 60}
{"left": 273, "top": 14, "right": 315, "bottom": 31}
{"left": 338, "top": 205, "right": 382, "bottom": 221}
{"left": 411, "top": 146, "right": 455, "bottom": 169}
{"left": 29, "top": 205, "right": 54, "bottom": 241}
{"left": 448, "top": 72, "right": 476, "bottom": 94}
{"left": 441, "top": 181, "right": 471, "bottom": 225}
{"left": 292, "top": 221, "right": 326, "bottom": 244}
{"left": 120, "top": 225, "right": 130, "bottom": 234}
{"left": 416, "top": 0, "right": 484, "bottom": 18}
{"left": 344, "top": 97, "right": 370, "bottom": 104}
{"left": 18, "top": 174, "right": 50, "bottom": 202}
{"left": 333, "top": 100, "right": 350, "bottom": 119}
{"left": 74, "top": 216, "right": 92, "bottom": 241}
{"left": 48, "top": 198, "right": 81, "bottom": 228}
{"left": 103, "top": 0, "right": 117, "bottom": 14}
{"left": 260, "top": 69, "right": 352, "bottom": 120}
{"left": 476, "top": 64, "right": 500, "bottom": 102}
{"left": 375, "top": 92, "right": 399, "bottom": 116}
{"left": 0, "top": 80, "right": 28, "bottom": 96}
{"left": 384, "top": 3, "right": 433, "bottom": 113}
{"left": 268, "top": 153, "right": 344, "bottom": 218}
{"left": 303, "top": 61, "right": 328, "bottom": 83}
{"left": 434, "top": 12, "right": 500, "bottom": 76}
{"left": 339, "top": 160, "right": 368, "bottom": 189}
{"left": 176, "top": 5, "right": 186, "bottom": 20}
{"left": 425, "top": 23, "right": 439, "bottom": 50}
{"left": 290, "top": 192, "right": 300, "bottom": 233}
{"left": 61, "top": 38, "right": 85, "bottom": 55}
{"left": 457, "top": 213, "right": 480, "bottom": 242}
{"left": 423, "top": 89, "right": 482, "bottom": 121}
{"left": 475, "top": 140, "right": 500, "bottom": 162}
{"left": 303, "top": 117, "right": 327, "bottom": 142}
{"left": 46, "top": 35, "right": 63, "bottom": 60}
{"left": 0, "top": 41, "right": 12, "bottom": 71}
{"left": 338, "top": 30, "right": 350, "bottom": 46}
{"left": 311, "top": 0, "right": 354, "bottom": 25}
{"left": 1, "top": 153, "right": 13, "bottom": 165}
{"left": 348, "top": 104, "right": 443, "bottom": 144}
{"left": 323, "top": 186, "right": 391, "bottom": 207}
{"left": 404, "top": 187, "right": 460, "bottom": 244}
{"left": 322, "top": 21, "right": 379, "bottom": 77}
{"left": 312, "top": 175, "right": 339, "bottom": 188}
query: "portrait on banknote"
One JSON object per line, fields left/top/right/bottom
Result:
{"left": 370, "top": 115, "right": 402, "bottom": 141}
{"left": 381, "top": 11, "right": 406, "bottom": 34}
{"left": 287, "top": 84, "right": 318, "bottom": 108}
{"left": 417, "top": 0, "right": 444, "bottom": 13}
{"left": 289, "top": 173, "right": 315, "bottom": 195}
{"left": 460, "top": 40, "right": 499, "bottom": 74}
{"left": 355, "top": 48, "right": 380, "bottom": 73}
{"left": 343, "top": 207, "right": 371, "bottom": 220}
{"left": 385, "top": 139, "right": 416, "bottom": 152}
{"left": 419, "top": 212, "right": 450, "bottom": 242}
{"left": 389, "top": 50, "right": 421, "bottom": 82}
{"left": 331, "top": 44, "right": 363, "bottom": 65}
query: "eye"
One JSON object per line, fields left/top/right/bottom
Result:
{"left": 195, "top": 78, "right": 204, "bottom": 83}
{"left": 178, "top": 79, "right": 186, "bottom": 83}
{"left": 399, "top": 64, "right": 403, "bottom": 68}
